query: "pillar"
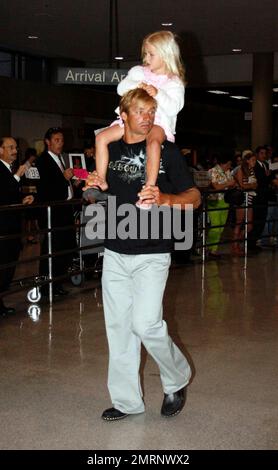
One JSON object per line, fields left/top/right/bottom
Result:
{"left": 0, "top": 109, "right": 11, "bottom": 137}
{"left": 251, "top": 53, "right": 274, "bottom": 149}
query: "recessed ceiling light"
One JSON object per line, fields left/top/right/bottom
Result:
{"left": 232, "top": 48, "right": 242, "bottom": 52}
{"left": 273, "top": 88, "right": 278, "bottom": 92}
{"left": 28, "top": 35, "right": 39, "bottom": 39}
{"left": 273, "top": 104, "right": 278, "bottom": 107}
{"left": 161, "top": 23, "right": 173, "bottom": 26}
{"left": 230, "top": 95, "right": 249, "bottom": 100}
{"left": 207, "top": 90, "right": 229, "bottom": 95}
{"left": 114, "top": 56, "right": 124, "bottom": 60}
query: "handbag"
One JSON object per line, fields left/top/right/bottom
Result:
{"left": 224, "top": 187, "right": 244, "bottom": 206}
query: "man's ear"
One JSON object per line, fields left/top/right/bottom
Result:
{"left": 121, "top": 112, "right": 127, "bottom": 122}
{"left": 0, "top": 147, "right": 3, "bottom": 156}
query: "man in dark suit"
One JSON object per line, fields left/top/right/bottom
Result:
{"left": 0, "top": 137, "right": 34, "bottom": 316}
{"left": 248, "top": 146, "right": 270, "bottom": 251}
{"left": 36, "top": 127, "right": 76, "bottom": 297}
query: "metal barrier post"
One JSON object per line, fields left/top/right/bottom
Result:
{"left": 244, "top": 192, "right": 249, "bottom": 257}
{"left": 47, "top": 205, "right": 53, "bottom": 303}
{"left": 202, "top": 194, "right": 207, "bottom": 263}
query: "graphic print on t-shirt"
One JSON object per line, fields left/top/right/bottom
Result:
{"left": 108, "top": 144, "right": 165, "bottom": 185}
{"left": 108, "top": 147, "right": 145, "bottom": 184}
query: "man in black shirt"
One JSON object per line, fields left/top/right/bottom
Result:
{"left": 85, "top": 89, "right": 200, "bottom": 420}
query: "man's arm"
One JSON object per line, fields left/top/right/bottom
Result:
{"left": 138, "top": 185, "right": 201, "bottom": 210}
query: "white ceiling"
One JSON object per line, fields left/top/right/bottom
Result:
{"left": 0, "top": 0, "right": 277, "bottom": 65}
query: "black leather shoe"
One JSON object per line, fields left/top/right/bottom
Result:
{"left": 83, "top": 188, "right": 109, "bottom": 202}
{"left": 161, "top": 387, "right": 186, "bottom": 417}
{"left": 0, "top": 305, "right": 16, "bottom": 317}
{"left": 101, "top": 407, "right": 129, "bottom": 421}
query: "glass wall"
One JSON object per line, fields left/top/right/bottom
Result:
{"left": 0, "top": 49, "right": 49, "bottom": 82}
{"left": 0, "top": 51, "right": 12, "bottom": 77}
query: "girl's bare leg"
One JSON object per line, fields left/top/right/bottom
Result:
{"left": 145, "top": 125, "right": 166, "bottom": 186}
{"left": 94, "top": 125, "right": 124, "bottom": 190}
{"left": 137, "top": 126, "right": 166, "bottom": 208}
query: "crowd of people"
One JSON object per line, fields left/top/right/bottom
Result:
{"left": 183, "top": 145, "right": 278, "bottom": 259}
{"left": 1, "top": 127, "right": 278, "bottom": 312}
{"left": 1, "top": 132, "right": 278, "bottom": 314}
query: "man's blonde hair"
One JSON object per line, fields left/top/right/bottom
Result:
{"left": 119, "top": 88, "right": 157, "bottom": 114}
{"left": 142, "top": 30, "right": 186, "bottom": 84}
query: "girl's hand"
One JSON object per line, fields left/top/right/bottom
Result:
{"left": 145, "top": 85, "right": 158, "bottom": 97}
{"left": 137, "top": 82, "right": 146, "bottom": 89}
{"left": 138, "top": 82, "right": 158, "bottom": 97}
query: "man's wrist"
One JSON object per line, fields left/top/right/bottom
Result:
{"left": 159, "top": 193, "right": 171, "bottom": 206}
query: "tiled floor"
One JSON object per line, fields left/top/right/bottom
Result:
{"left": 0, "top": 247, "right": 278, "bottom": 450}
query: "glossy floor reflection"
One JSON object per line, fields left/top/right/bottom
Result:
{"left": 0, "top": 250, "right": 278, "bottom": 450}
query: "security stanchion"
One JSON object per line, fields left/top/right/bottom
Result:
{"left": 47, "top": 205, "right": 53, "bottom": 304}
{"left": 202, "top": 194, "right": 207, "bottom": 263}
{"left": 243, "top": 191, "right": 249, "bottom": 257}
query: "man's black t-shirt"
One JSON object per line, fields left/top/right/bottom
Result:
{"left": 104, "top": 139, "right": 194, "bottom": 254}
